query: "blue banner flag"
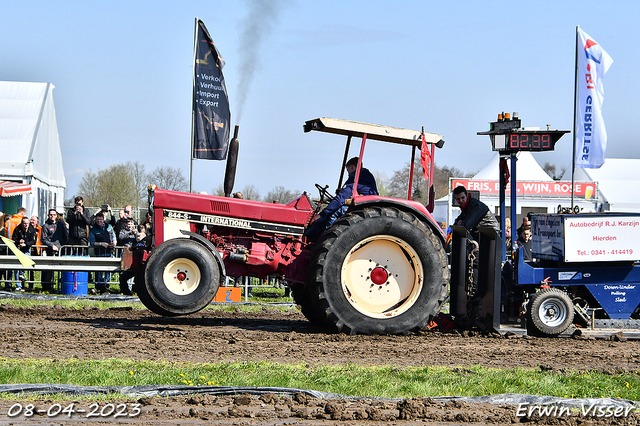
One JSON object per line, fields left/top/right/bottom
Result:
{"left": 192, "top": 19, "right": 230, "bottom": 160}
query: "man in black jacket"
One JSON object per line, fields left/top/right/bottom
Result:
{"left": 41, "top": 208, "right": 68, "bottom": 291}
{"left": 453, "top": 185, "right": 499, "bottom": 240}
{"left": 11, "top": 216, "right": 37, "bottom": 291}
{"left": 67, "top": 196, "right": 90, "bottom": 255}
{"left": 114, "top": 205, "right": 137, "bottom": 245}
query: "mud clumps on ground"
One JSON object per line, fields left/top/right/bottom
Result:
{"left": 0, "top": 393, "right": 634, "bottom": 424}
{"left": 1, "top": 304, "right": 639, "bottom": 371}
{"left": 1, "top": 304, "right": 639, "bottom": 424}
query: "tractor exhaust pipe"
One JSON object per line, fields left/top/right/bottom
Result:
{"left": 224, "top": 125, "right": 240, "bottom": 197}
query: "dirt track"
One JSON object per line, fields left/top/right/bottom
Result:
{"left": 1, "top": 302, "right": 640, "bottom": 424}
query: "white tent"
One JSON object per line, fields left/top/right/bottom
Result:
{"left": 569, "top": 159, "right": 640, "bottom": 213}
{"left": 433, "top": 152, "right": 599, "bottom": 227}
{"left": 472, "top": 151, "right": 554, "bottom": 182}
{"left": 0, "top": 81, "right": 66, "bottom": 220}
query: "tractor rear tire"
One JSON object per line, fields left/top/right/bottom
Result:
{"left": 291, "top": 284, "right": 327, "bottom": 327}
{"left": 307, "top": 206, "right": 449, "bottom": 335}
{"left": 527, "top": 288, "right": 574, "bottom": 336}
{"left": 142, "top": 239, "right": 220, "bottom": 316}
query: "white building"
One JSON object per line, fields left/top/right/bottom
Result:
{"left": 0, "top": 81, "right": 66, "bottom": 220}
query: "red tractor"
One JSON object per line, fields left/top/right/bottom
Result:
{"left": 136, "top": 118, "right": 449, "bottom": 335}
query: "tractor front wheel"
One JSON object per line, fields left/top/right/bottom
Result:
{"left": 141, "top": 239, "right": 220, "bottom": 316}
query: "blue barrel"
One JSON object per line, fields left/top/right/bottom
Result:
{"left": 61, "top": 271, "right": 89, "bottom": 295}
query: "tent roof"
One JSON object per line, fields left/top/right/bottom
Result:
{"left": 0, "top": 81, "right": 65, "bottom": 187}
{"left": 472, "top": 152, "right": 554, "bottom": 181}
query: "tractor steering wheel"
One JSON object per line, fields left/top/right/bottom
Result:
{"left": 315, "top": 183, "right": 336, "bottom": 204}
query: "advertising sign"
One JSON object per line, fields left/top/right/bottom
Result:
{"left": 533, "top": 214, "right": 640, "bottom": 262}
{"left": 531, "top": 214, "right": 565, "bottom": 261}
{"left": 564, "top": 216, "right": 640, "bottom": 262}
{"left": 452, "top": 179, "right": 596, "bottom": 199}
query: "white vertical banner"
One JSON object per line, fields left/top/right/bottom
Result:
{"left": 576, "top": 28, "right": 613, "bottom": 169}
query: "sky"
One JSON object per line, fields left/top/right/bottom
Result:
{"left": 1, "top": 0, "right": 638, "bottom": 201}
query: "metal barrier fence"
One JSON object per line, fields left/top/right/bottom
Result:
{"left": 0, "top": 244, "right": 123, "bottom": 293}
{"left": 0, "top": 244, "right": 291, "bottom": 299}
{"left": 231, "top": 276, "right": 291, "bottom": 302}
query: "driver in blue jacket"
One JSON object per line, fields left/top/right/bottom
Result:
{"left": 305, "top": 157, "right": 378, "bottom": 240}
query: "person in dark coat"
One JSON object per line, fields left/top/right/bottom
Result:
{"left": 517, "top": 225, "right": 533, "bottom": 262}
{"left": 114, "top": 205, "right": 138, "bottom": 246}
{"left": 453, "top": 185, "right": 499, "bottom": 240}
{"left": 41, "top": 208, "right": 69, "bottom": 292}
{"left": 89, "top": 213, "right": 116, "bottom": 294}
{"left": 66, "top": 196, "right": 90, "bottom": 254}
{"left": 11, "top": 216, "right": 37, "bottom": 291}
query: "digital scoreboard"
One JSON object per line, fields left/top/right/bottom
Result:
{"left": 478, "top": 113, "right": 569, "bottom": 153}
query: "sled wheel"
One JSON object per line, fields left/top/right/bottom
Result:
{"left": 307, "top": 206, "right": 449, "bottom": 335}
{"left": 527, "top": 288, "right": 574, "bottom": 336}
{"left": 142, "top": 239, "right": 220, "bottom": 316}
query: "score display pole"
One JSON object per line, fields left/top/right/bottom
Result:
{"left": 477, "top": 113, "right": 570, "bottom": 260}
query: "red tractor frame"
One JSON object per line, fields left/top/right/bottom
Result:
{"left": 137, "top": 117, "right": 449, "bottom": 335}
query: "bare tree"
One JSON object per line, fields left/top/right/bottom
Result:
{"left": 240, "top": 184, "right": 261, "bottom": 201}
{"left": 372, "top": 171, "right": 389, "bottom": 197}
{"left": 387, "top": 161, "right": 472, "bottom": 204}
{"left": 147, "top": 166, "right": 188, "bottom": 192}
{"left": 77, "top": 165, "right": 138, "bottom": 207}
{"left": 128, "top": 161, "right": 147, "bottom": 208}
{"left": 542, "top": 162, "right": 556, "bottom": 179}
{"left": 96, "top": 164, "right": 138, "bottom": 207}
{"left": 387, "top": 162, "right": 423, "bottom": 200}
{"left": 542, "top": 162, "right": 567, "bottom": 180}
{"left": 77, "top": 169, "right": 100, "bottom": 206}
{"left": 263, "top": 186, "right": 299, "bottom": 204}
{"left": 209, "top": 183, "right": 260, "bottom": 199}
{"left": 433, "top": 164, "right": 471, "bottom": 199}
{"left": 212, "top": 184, "right": 225, "bottom": 197}
{"left": 558, "top": 164, "right": 568, "bottom": 180}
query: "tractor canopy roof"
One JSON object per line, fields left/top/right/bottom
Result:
{"left": 303, "top": 117, "right": 445, "bottom": 148}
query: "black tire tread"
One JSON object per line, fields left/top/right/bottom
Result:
{"left": 527, "top": 288, "right": 575, "bottom": 336}
{"left": 142, "top": 239, "right": 220, "bottom": 316}
{"left": 306, "top": 206, "right": 449, "bottom": 335}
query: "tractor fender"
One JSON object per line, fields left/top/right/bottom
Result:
{"left": 350, "top": 197, "right": 446, "bottom": 245}
{"left": 179, "top": 230, "right": 226, "bottom": 278}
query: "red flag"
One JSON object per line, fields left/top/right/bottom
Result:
{"left": 420, "top": 131, "right": 431, "bottom": 182}
{"left": 500, "top": 158, "right": 510, "bottom": 184}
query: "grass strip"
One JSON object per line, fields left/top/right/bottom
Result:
{"left": 1, "top": 298, "right": 294, "bottom": 312}
{"left": 0, "top": 358, "right": 638, "bottom": 401}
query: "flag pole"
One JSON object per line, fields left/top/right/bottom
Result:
{"left": 570, "top": 25, "right": 579, "bottom": 210}
{"left": 189, "top": 18, "right": 199, "bottom": 193}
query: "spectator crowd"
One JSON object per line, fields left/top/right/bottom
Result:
{"left": 0, "top": 197, "right": 152, "bottom": 294}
